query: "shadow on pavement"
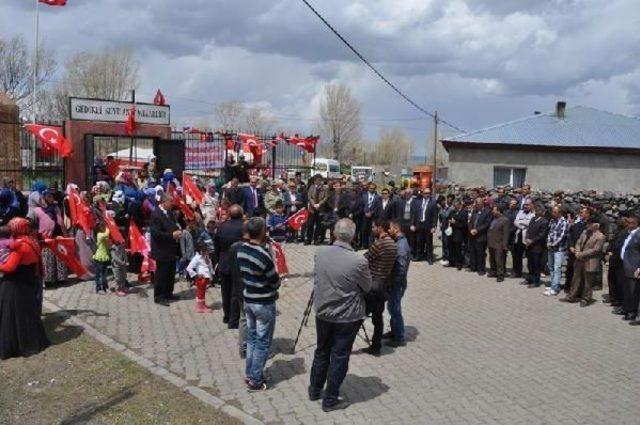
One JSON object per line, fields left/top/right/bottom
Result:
{"left": 342, "top": 375, "right": 390, "bottom": 404}
{"left": 268, "top": 357, "right": 306, "bottom": 387}
{"left": 42, "top": 309, "right": 108, "bottom": 346}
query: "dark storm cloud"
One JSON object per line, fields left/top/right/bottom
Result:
{"left": 1, "top": 0, "right": 639, "bottom": 150}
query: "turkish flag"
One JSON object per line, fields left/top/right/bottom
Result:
{"left": 125, "top": 106, "right": 136, "bottom": 136}
{"left": 141, "top": 253, "right": 156, "bottom": 273}
{"left": 168, "top": 184, "right": 195, "bottom": 221}
{"left": 39, "top": 0, "right": 67, "bottom": 6}
{"left": 153, "top": 89, "right": 166, "bottom": 106}
{"left": 98, "top": 202, "right": 125, "bottom": 244}
{"left": 271, "top": 241, "right": 289, "bottom": 276}
{"left": 286, "top": 208, "right": 309, "bottom": 231}
{"left": 182, "top": 172, "right": 204, "bottom": 204}
{"left": 25, "top": 124, "right": 73, "bottom": 157}
{"left": 44, "top": 237, "right": 87, "bottom": 277}
{"left": 303, "top": 136, "right": 319, "bottom": 153}
{"left": 66, "top": 187, "right": 94, "bottom": 234}
{"left": 128, "top": 220, "right": 149, "bottom": 254}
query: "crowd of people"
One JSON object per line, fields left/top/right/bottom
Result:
{"left": 1, "top": 163, "right": 639, "bottom": 411}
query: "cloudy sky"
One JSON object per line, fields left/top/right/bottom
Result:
{"left": 2, "top": 0, "right": 639, "bottom": 154}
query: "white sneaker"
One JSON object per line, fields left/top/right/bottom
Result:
{"left": 440, "top": 260, "right": 450, "bottom": 266}
{"left": 544, "top": 289, "right": 558, "bottom": 296}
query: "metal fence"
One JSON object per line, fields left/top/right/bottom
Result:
{"left": 16, "top": 124, "right": 65, "bottom": 190}
{"left": 170, "top": 130, "right": 315, "bottom": 181}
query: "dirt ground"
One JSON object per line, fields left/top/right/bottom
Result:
{"left": 0, "top": 310, "right": 240, "bottom": 425}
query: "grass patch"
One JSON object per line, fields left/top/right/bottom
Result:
{"left": 0, "top": 311, "right": 241, "bottom": 425}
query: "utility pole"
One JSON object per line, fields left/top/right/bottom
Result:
{"left": 432, "top": 111, "right": 438, "bottom": 190}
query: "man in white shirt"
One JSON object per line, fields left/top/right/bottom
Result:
{"left": 512, "top": 199, "right": 534, "bottom": 278}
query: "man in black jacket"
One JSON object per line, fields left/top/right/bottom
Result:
{"left": 607, "top": 216, "right": 629, "bottom": 311}
{"left": 468, "top": 198, "right": 492, "bottom": 275}
{"left": 523, "top": 203, "right": 549, "bottom": 288}
{"left": 449, "top": 200, "right": 469, "bottom": 270}
{"left": 410, "top": 188, "right": 438, "bottom": 263}
{"left": 214, "top": 204, "right": 245, "bottom": 327}
{"left": 150, "top": 194, "right": 182, "bottom": 306}
{"left": 223, "top": 177, "right": 244, "bottom": 206}
{"left": 621, "top": 214, "right": 640, "bottom": 324}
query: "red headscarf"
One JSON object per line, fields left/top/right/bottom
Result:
{"left": 7, "top": 217, "right": 41, "bottom": 257}
{"left": 7, "top": 217, "right": 32, "bottom": 237}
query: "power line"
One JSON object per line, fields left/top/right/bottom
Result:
{"left": 299, "top": 0, "right": 466, "bottom": 133}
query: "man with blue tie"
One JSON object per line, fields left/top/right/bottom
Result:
{"left": 361, "top": 183, "right": 381, "bottom": 249}
{"left": 242, "top": 175, "right": 263, "bottom": 217}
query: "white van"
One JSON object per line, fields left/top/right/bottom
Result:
{"left": 312, "top": 158, "right": 341, "bottom": 180}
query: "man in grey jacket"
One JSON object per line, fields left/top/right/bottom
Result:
{"left": 309, "top": 218, "right": 373, "bottom": 412}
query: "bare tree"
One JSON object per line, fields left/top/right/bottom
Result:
{"left": 0, "top": 34, "right": 56, "bottom": 118}
{"left": 243, "top": 105, "right": 278, "bottom": 135}
{"left": 213, "top": 101, "right": 245, "bottom": 131}
{"left": 318, "top": 83, "right": 363, "bottom": 163}
{"left": 372, "top": 127, "right": 414, "bottom": 166}
{"left": 42, "top": 46, "right": 139, "bottom": 120}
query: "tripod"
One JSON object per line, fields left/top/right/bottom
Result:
{"left": 291, "top": 290, "right": 371, "bottom": 354}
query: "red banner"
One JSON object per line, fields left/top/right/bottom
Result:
{"left": 182, "top": 172, "right": 204, "bottom": 204}
{"left": 271, "top": 241, "right": 289, "bottom": 276}
{"left": 99, "top": 202, "right": 125, "bottom": 244}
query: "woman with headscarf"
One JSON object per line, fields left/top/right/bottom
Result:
{"left": 28, "top": 181, "right": 48, "bottom": 220}
{"left": 0, "top": 188, "right": 21, "bottom": 226}
{"left": 0, "top": 217, "right": 50, "bottom": 359}
{"left": 34, "top": 190, "right": 68, "bottom": 285}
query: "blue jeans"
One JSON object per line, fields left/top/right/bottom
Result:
{"left": 387, "top": 279, "right": 407, "bottom": 341}
{"left": 245, "top": 302, "right": 276, "bottom": 384}
{"left": 548, "top": 250, "right": 566, "bottom": 293}
{"left": 94, "top": 260, "right": 109, "bottom": 292}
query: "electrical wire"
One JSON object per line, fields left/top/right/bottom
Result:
{"left": 299, "top": 0, "right": 465, "bottom": 133}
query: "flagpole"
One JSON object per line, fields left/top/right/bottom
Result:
{"left": 31, "top": 0, "right": 40, "bottom": 171}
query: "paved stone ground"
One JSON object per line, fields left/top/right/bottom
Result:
{"left": 44, "top": 245, "right": 640, "bottom": 425}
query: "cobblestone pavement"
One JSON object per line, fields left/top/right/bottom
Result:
{"left": 44, "top": 245, "right": 640, "bottom": 425}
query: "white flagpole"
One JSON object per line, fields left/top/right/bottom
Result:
{"left": 31, "top": 0, "right": 40, "bottom": 171}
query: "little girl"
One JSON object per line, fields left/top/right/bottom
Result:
{"left": 92, "top": 222, "right": 110, "bottom": 294}
{"left": 186, "top": 242, "right": 215, "bottom": 313}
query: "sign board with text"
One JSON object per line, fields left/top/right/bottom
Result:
{"left": 69, "top": 97, "right": 170, "bottom": 125}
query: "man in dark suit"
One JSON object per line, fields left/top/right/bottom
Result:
{"left": 468, "top": 198, "right": 492, "bottom": 275}
{"left": 224, "top": 177, "right": 244, "bottom": 206}
{"left": 242, "top": 175, "right": 263, "bottom": 217}
{"left": 380, "top": 188, "right": 394, "bottom": 220}
{"left": 410, "top": 188, "right": 437, "bottom": 263}
{"left": 621, "top": 214, "right": 640, "bottom": 324}
{"left": 361, "top": 183, "right": 382, "bottom": 249}
{"left": 214, "top": 204, "right": 246, "bottom": 327}
{"left": 391, "top": 189, "right": 414, "bottom": 237}
{"left": 523, "top": 203, "right": 549, "bottom": 288}
{"left": 449, "top": 199, "right": 469, "bottom": 270}
{"left": 487, "top": 205, "right": 510, "bottom": 282}
{"left": 150, "top": 193, "right": 182, "bottom": 306}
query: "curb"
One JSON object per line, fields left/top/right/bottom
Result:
{"left": 42, "top": 299, "right": 264, "bottom": 425}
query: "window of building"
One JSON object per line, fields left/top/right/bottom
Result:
{"left": 493, "top": 167, "right": 526, "bottom": 188}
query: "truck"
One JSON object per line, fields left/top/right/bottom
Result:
{"left": 312, "top": 158, "right": 341, "bottom": 180}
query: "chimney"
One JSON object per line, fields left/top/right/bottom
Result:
{"left": 556, "top": 101, "right": 566, "bottom": 119}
